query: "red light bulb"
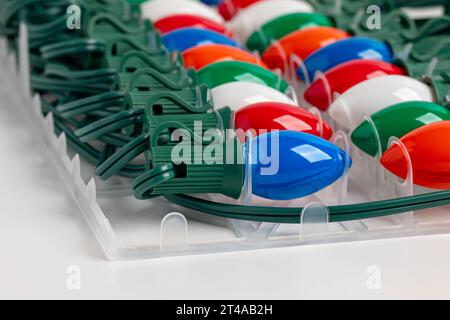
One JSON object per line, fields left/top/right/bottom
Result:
{"left": 233, "top": 102, "right": 333, "bottom": 140}
{"left": 154, "top": 14, "right": 233, "bottom": 37}
{"left": 381, "top": 121, "right": 450, "bottom": 189}
{"left": 218, "top": 0, "right": 262, "bottom": 20}
{"left": 304, "top": 60, "right": 406, "bottom": 111}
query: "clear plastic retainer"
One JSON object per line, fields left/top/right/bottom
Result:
{"left": 1, "top": 23, "right": 448, "bottom": 261}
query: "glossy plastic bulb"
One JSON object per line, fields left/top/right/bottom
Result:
{"left": 182, "top": 44, "right": 267, "bottom": 70}
{"left": 328, "top": 75, "right": 435, "bottom": 130}
{"left": 304, "top": 60, "right": 406, "bottom": 111}
{"left": 299, "top": 37, "right": 394, "bottom": 81}
{"left": 210, "top": 81, "right": 295, "bottom": 111}
{"left": 154, "top": 14, "right": 233, "bottom": 37}
{"left": 262, "top": 27, "right": 349, "bottom": 73}
{"left": 201, "top": 0, "right": 222, "bottom": 5}
{"left": 141, "top": 0, "right": 224, "bottom": 24}
{"left": 251, "top": 131, "right": 351, "bottom": 200}
{"left": 228, "top": 0, "right": 314, "bottom": 42}
{"left": 246, "top": 12, "right": 333, "bottom": 53}
{"left": 162, "top": 28, "right": 240, "bottom": 52}
{"left": 218, "top": 0, "right": 261, "bottom": 20}
{"left": 234, "top": 102, "right": 333, "bottom": 140}
{"left": 351, "top": 101, "right": 450, "bottom": 157}
{"left": 381, "top": 121, "right": 450, "bottom": 189}
{"left": 197, "top": 60, "right": 289, "bottom": 93}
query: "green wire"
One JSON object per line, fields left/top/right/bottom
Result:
{"left": 95, "top": 133, "right": 149, "bottom": 180}
{"left": 165, "top": 190, "right": 450, "bottom": 224}
{"left": 74, "top": 108, "right": 145, "bottom": 142}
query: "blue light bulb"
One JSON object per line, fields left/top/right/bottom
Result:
{"left": 200, "top": 0, "right": 222, "bottom": 4}
{"left": 298, "top": 36, "right": 393, "bottom": 81}
{"left": 162, "top": 27, "right": 240, "bottom": 52}
{"left": 250, "top": 131, "right": 351, "bottom": 200}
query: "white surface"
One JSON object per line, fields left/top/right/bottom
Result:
{"left": 1, "top": 98, "right": 450, "bottom": 299}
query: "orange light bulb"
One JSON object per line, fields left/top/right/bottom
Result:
{"left": 381, "top": 121, "right": 450, "bottom": 189}
{"left": 182, "top": 44, "right": 267, "bottom": 70}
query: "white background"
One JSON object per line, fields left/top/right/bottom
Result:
{"left": 1, "top": 96, "right": 450, "bottom": 299}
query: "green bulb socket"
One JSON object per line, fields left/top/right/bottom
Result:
{"left": 133, "top": 134, "right": 244, "bottom": 200}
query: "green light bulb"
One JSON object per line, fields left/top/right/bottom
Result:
{"left": 351, "top": 101, "right": 450, "bottom": 157}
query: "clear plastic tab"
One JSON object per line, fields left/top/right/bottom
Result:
{"left": 386, "top": 137, "right": 415, "bottom": 227}
{"left": 160, "top": 213, "right": 188, "bottom": 250}
{"left": 269, "top": 39, "right": 290, "bottom": 78}
{"left": 313, "top": 71, "right": 333, "bottom": 108}
{"left": 290, "top": 53, "right": 310, "bottom": 88}
{"left": 315, "top": 129, "right": 351, "bottom": 205}
{"left": 300, "top": 202, "right": 330, "bottom": 239}
{"left": 232, "top": 131, "right": 280, "bottom": 240}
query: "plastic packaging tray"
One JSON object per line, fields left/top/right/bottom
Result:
{"left": 1, "top": 24, "right": 449, "bottom": 261}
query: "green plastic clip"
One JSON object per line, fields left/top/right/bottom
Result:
{"left": 127, "top": 84, "right": 212, "bottom": 114}
{"left": 74, "top": 0, "right": 137, "bottom": 24}
{"left": 117, "top": 50, "right": 183, "bottom": 76}
{"left": 399, "top": 58, "right": 450, "bottom": 107}
{"left": 124, "top": 69, "right": 201, "bottom": 105}
{"left": 94, "top": 107, "right": 232, "bottom": 180}
{"left": 116, "top": 64, "right": 197, "bottom": 93}
{"left": 75, "top": 88, "right": 214, "bottom": 143}
{"left": 87, "top": 13, "right": 156, "bottom": 49}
